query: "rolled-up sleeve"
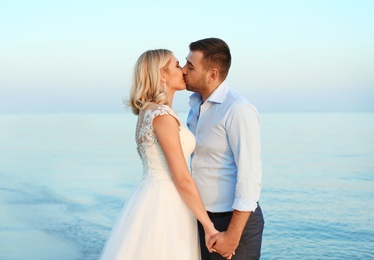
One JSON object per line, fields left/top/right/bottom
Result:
{"left": 227, "top": 104, "right": 262, "bottom": 212}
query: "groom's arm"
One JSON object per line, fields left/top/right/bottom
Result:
{"left": 208, "top": 210, "right": 250, "bottom": 258}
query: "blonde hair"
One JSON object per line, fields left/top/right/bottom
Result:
{"left": 128, "top": 49, "right": 172, "bottom": 115}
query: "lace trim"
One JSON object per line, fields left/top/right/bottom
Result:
{"left": 137, "top": 105, "right": 180, "bottom": 155}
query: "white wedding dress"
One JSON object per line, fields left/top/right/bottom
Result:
{"left": 100, "top": 104, "right": 200, "bottom": 260}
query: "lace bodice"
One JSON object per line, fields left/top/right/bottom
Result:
{"left": 136, "top": 104, "right": 195, "bottom": 181}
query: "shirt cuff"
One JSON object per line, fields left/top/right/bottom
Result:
{"left": 232, "top": 198, "right": 258, "bottom": 212}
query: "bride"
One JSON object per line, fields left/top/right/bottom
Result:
{"left": 100, "top": 49, "right": 218, "bottom": 259}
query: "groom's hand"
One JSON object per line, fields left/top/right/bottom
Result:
{"left": 208, "top": 231, "right": 238, "bottom": 259}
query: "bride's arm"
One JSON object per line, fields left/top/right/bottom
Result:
{"left": 153, "top": 114, "right": 218, "bottom": 248}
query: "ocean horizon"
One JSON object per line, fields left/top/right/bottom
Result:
{"left": 0, "top": 112, "right": 373, "bottom": 259}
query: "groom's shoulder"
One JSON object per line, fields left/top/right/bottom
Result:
{"left": 226, "top": 89, "right": 259, "bottom": 116}
{"left": 226, "top": 88, "right": 252, "bottom": 107}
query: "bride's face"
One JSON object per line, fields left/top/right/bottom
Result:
{"left": 162, "top": 55, "right": 186, "bottom": 91}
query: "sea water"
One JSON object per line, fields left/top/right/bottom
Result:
{"left": 0, "top": 112, "right": 373, "bottom": 259}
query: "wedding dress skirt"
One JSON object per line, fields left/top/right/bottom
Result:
{"left": 100, "top": 105, "right": 200, "bottom": 260}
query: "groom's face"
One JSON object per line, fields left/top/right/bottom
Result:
{"left": 182, "top": 51, "right": 208, "bottom": 93}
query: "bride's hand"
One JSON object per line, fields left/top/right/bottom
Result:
{"left": 204, "top": 227, "right": 219, "bottom": 253}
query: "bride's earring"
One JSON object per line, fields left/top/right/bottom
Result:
{"left": 163, "top": 82, "right": 167, "bottom": 91}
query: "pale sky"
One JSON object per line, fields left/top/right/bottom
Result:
{"left": 1, "top": 0, "right": 373, "bottom": 113}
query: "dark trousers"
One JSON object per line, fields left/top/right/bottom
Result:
{"left": 198, "top": 204, "right": 264, "bottom": 260}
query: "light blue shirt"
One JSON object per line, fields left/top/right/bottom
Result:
{"left": 187, "top": 81, "right": 262, "bottom": 212}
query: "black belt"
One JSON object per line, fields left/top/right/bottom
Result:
{"left": 207, "top": 211, "right": 233, "bottom": 218}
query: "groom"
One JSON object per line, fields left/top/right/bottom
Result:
{"left": 183, "top": 38, "right": 264, "bottom": 260}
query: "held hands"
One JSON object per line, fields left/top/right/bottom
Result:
{"left": 204, "top": 227, "right": 219, "bottom": 254}
{"left": 207, "top": 231, "right": 238, "bottom": 259}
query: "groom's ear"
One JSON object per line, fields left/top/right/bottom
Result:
{"left": 207, "top": 68, "right": 219, "bottom": 83}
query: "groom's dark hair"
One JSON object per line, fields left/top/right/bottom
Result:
{"left": 189, "top": 37, "right": 231, "bottom": 81}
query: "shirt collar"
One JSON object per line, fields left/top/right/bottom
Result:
{"left": 188, "top": 92, "right": 203, "bottom": 119}
{"left": 189, "top": 92, "right": 203, "bottom": 108}
{"left": 188, "top": 80, "right": 229, "bottom": 109}
{"left": 206, "top": 80, "right": 229, "bottom": 104}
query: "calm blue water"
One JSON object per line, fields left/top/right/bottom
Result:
{"left": 0, "top": 112, "right": 373, "bottom": 259}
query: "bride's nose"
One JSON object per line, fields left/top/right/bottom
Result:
{"left": 181, "top": 65, "right": 187, "bottom": 75}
